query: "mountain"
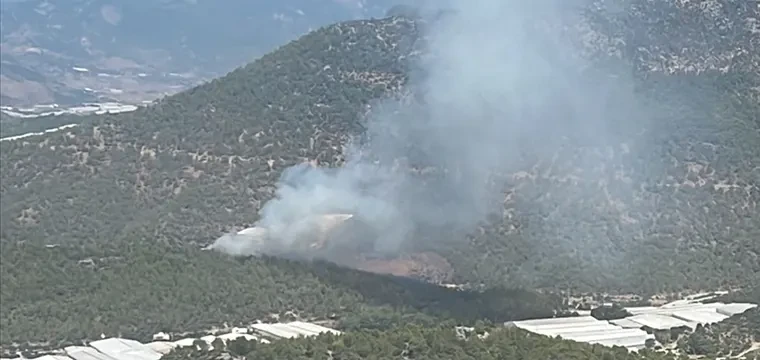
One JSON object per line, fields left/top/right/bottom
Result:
{"left": 0, "top": 0, "right": 759, "bottom": 352}
{"left": 0, "top": 0, "right": 396, "bottom": 106}
{"left": 0, "top": 11, "right": 560, "bottom": 350}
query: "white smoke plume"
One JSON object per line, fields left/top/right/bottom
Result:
{"left": 211, "top": 0, "right": 649, "bottom": 258}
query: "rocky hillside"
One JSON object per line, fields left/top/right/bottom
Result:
{"left": 583, "top": 0, "right": 759, "bottom": 74}
{"left": 0, "top": 0, "right": 395, "bottom": 105}
{"left": 1, "top": 0, "right": 758, "bottom": 301}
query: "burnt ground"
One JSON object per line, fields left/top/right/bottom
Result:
{"left": 343, "top": 252, "right": 454, "bottom": 284}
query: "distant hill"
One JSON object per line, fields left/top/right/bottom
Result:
{"left": 0, "top": 0, "right": 397, "bottom": 106}
{"left": 0, "top": 0, "right": 759, "bottom": 348}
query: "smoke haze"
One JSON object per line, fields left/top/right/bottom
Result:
{"left": 211, "top": 0, "right": 651, "bottom": 258}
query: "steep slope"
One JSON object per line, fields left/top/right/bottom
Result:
{"left": 444, "top": 70, "right": 760, "bottom": 293}
{"left": 0, "top": 2, "right": 758, "bottom": 344}
{"left": 0, "top": 17, "right": 436, "bottom": 350}
{"left": 0, "top": 0, "right": 395, "bottom": 105}
{"left": 0, "top": 17, "right": 420, "bottom": 248}
{"left": 584, "top": 0, "right": 759, "bottom": 74}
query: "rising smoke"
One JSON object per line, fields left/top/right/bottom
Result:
{"left": 211, "top": 0, "right": 649, "bottom": 258}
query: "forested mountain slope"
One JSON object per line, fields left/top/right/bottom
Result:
{"left": 0, "top": 240, "right": 561, "bottom": 350}
{"left": 0, "top": 17, "right": 420, "bottom": 248}
{"left": 0, "top": 0, "right": 759, "bottom": 347}
{"left": 0, "top": 16, "right": 427, "bottom": 348}
{"left": 2, "top": 1, "right": 759, "bottom": 289}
